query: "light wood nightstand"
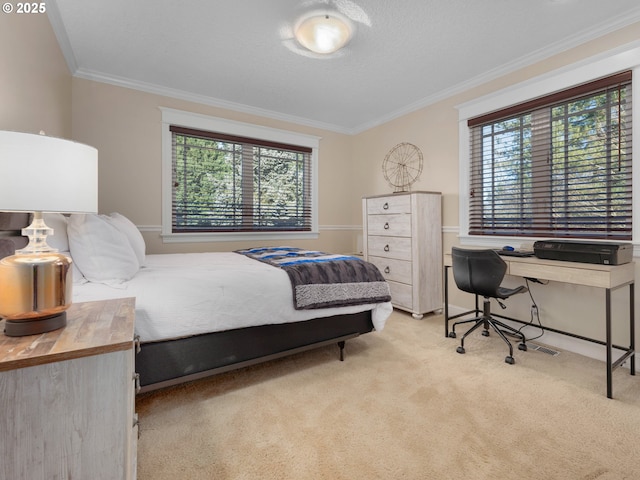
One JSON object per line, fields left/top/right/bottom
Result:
{"left": 0, "top": 297, "right": 138, "bottom": 480}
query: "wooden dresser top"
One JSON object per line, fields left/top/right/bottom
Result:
{"left": 0, "top": 297, "right": 135, "bottom": 372}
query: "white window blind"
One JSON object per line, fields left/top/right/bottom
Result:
{"left": 170, "top": 126, "right": 312, "bottom": 233}
{"left": 467, "top": 71, "right": 633, "bottom": 240}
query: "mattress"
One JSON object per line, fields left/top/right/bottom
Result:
{"left": 72, "top": 252, "right": 393, "bottom": 343}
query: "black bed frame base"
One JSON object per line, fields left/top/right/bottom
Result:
{"left": 136, "top": 310, "right": 374, "bottom": 393}
{"left": 138, "top": 334, "right": 357, "bottom": 394}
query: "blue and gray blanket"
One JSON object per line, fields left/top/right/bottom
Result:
{"left": 235, "top": 247, "right": 391, "bottom": 310}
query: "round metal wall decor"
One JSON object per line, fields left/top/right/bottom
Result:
{"left": 382, "top": 142, "right": 423, "bottom": 193}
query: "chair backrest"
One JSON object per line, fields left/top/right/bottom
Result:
{"left": 451, "top": 247, "right": 507, "bottom": 298}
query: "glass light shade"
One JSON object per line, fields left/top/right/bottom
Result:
{"left": 0, "top": 131, "right": 98, "bottom": 336}
{"left": 294, "top": 13, "right": 353, "bottom": 54}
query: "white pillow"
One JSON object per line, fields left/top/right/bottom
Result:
{"left": 71, "top": 259, "right": 88, "bottom": 285}
{"left": 67, "top": 214, "right": 140, "bottom": 284}
{"left": 43, "top": 213, "right": 69, "bottom": 252}
{"left": 55, "top": 250, "right": 87, "bottom": 285}
{"left": 109, "top": 212, "right": 146, "bottom": 266}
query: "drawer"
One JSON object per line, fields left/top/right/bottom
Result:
{"left": 368, "top": 256, "right": 412, "bottom": 284}
{"left": 367, "top": 213, "right": 412, "bottom": 237}
{"left": 367, "top": 195, "right": 411, "bottom": 215}
{"left": 387, "top": 280, "right": 413, "bottom": 310}
{"left": 367, "top": 236, "right": 412, "bottom": 261}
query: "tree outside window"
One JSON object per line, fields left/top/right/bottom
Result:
{"left": 171, "top": 127, "right": 312, "bottom": 233}
{"left": 468, "top": 73, "right": 632, "bottom": 240}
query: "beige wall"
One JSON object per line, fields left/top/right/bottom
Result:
{"left": 351, "top": 22, "right": 640, "bottom": 357}
{"left": 0, "top": 13, "right": 71, "bottom": 136}
{"left": 5, "top": 11, "right": 640, "bottom": 359}
{"left": 352, "top": 22, "right": 640, "bottom": 227}
{"left": 71, "top": 79, "right": 359, "bottom": 254}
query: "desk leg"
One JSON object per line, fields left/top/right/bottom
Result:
{"left": 444, "top": 266, "right": 450, "bottom": 337}
{"left": 606, "top": 288, "right": 613, "bottom": 399}
{"left": 605, "top": 282, "right": 635, "bottom": 399}
{"left": 630, "top": 282, "right": 635, "bottom": 376}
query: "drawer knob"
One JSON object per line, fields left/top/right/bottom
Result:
{"left": 384, "top": 266, "right": 390, "bottom": 274}
{"left": 384, "top": 222, "right": 390, "bottom": 230}
{"left": 133, "top": 413, "right": 141, "bottom": 439}
{"left": 384, "top": 245, "right": 390, "bottom": 252}
{"left": 383, "top": 202, "right": 389, "bottom": 210}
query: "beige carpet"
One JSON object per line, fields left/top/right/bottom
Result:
{"left": 135, "top": 310, "right": 640, "bottom": 480}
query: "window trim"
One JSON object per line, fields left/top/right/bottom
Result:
{"left": 161, "top": 107, "right": 320, "bottom": 243}
{"left": 457, "top": 41, "right": 640, "bottom": 251}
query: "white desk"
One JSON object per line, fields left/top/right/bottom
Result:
{"left": 444, "top": 253, "right": 636, "bottom": 399}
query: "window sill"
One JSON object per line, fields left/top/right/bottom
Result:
{"left": 161, "top": 231, "right": 319, "bottom": 243}
{"left": 459, "top": 234, "right": 539, "bottom": 251}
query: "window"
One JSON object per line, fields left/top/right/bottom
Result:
{"left": 467, "top": 71, "right": 633, "bottom": 241}
{"left": 171, "top": 126, "right": 312, "bottom": 233}
{"left": 161, "top": 109, "right": 319, "bottom": 242}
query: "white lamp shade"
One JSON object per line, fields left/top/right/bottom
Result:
{"left": 295, "top": 13, "right": 353, "bottom": 54}
{"left": 0, "top": 131, "right": 98, "bottom": 213}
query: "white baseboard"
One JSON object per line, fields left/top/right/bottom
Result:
{"left": 446, "top": 305, "right": 631, "bottom": 368}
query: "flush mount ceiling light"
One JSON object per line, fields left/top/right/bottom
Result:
{"left": 294, "top": 12, "right": 353, "bottom": 54}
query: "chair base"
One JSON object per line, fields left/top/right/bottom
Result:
{"left": 450, "top": 299, "right": 526, "bottom": 364}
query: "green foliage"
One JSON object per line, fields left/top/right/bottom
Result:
{"left": 172, "top": 135, "right": 309, "bottom": 230}
{"left": 476, "top": 85, "right": 631, "bottom": 237}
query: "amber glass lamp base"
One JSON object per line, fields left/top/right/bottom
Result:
{"left": 0, "top": 250, "right": 72, "bottom": 337}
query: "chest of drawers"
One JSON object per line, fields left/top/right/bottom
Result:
{"left": 362, "top": 192, "right": 442, "bottom": 319}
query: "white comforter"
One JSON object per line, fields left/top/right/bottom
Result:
{"left": 72, "top": 252, "right": 393, "bottom": 343}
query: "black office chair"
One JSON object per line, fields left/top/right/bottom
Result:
{"left": 449, "top": 247, "right": 528, "bottom": 364}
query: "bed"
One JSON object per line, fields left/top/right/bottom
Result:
{"left": 0, "top": 212, "right": 393, "bottom": 392}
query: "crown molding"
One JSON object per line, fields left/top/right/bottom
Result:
{"left": 73, "top": 67, "right": 355, "bottom": 135}
{"left": 47, "top": 3, "right": 640, "bottom": 136}
{"left": 350, "top": 9, "right": 640, "bottom": 134}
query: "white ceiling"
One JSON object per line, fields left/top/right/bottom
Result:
{"left": 48, "top": 0, "right": 640, "bottom": 134}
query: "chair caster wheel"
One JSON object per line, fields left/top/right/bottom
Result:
{"left": 481, "top": 330, "right": 490, "bottom": 337}
{"left": 456, "top": 346, "right": 466, "bottom": 354}
{"left": 505, "top": 356, "right": 515, "bottom": 364}
{"left": 518, "top": 343, "right": 527, "bottom": 351}
{"left": 448, "top": 332, "right": 457, "bottom": 338}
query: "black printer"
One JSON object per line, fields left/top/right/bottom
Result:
{"left": 533, "top": 240, "right": 633, "bottom": 265}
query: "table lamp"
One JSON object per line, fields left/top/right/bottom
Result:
{"left": 0, "top": 131, "right": 98, "bottom": 336}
